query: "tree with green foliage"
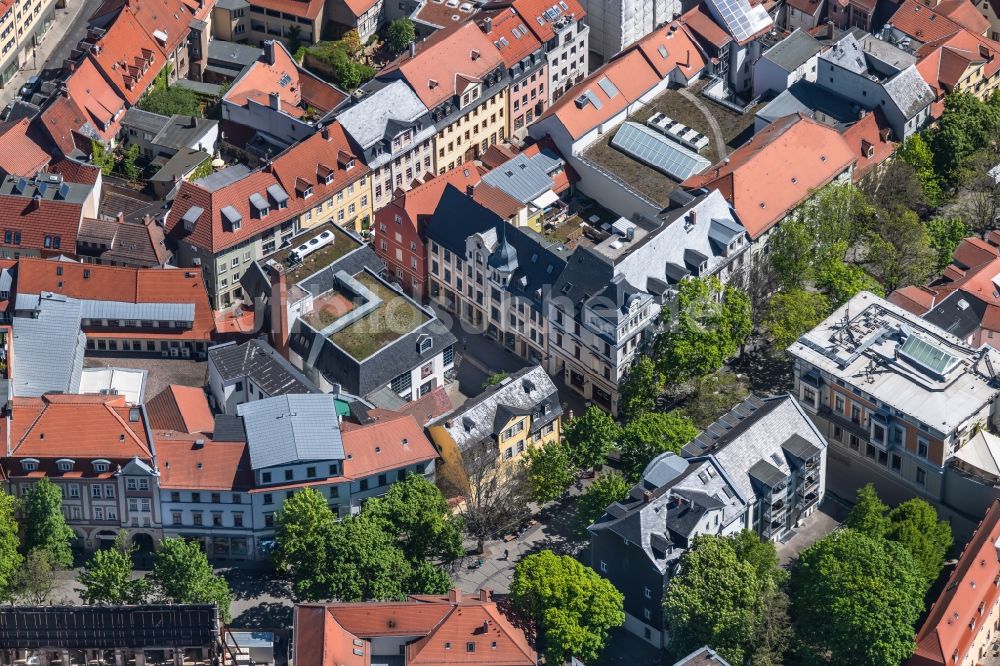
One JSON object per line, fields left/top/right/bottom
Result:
{"left": 815, "top": 258, "right": 884, "bottom": 308}
{"left": 928, "top": 91, "right": 1000, "bottom": 186}
{"left": 562, "top": 406, "right": 620, "bottom": 472}
{"left": 524, "top": 440, "right": 577, "bottom": 504}
{"left": 618, "top": 356, "right": 661, "bottom": 420}
{"left": 151, "top": 538, "right": 232, "bottom": 622}
{"left": 308, "top": 43, "right": 375, "bottom": 90}
{"left": 619, "top": 411, "right": 698, "bottom": 480}
{"left": 510, "top": 550, "right": 624, "bottom": 664}
{"left": 287, "top": 25, "right": 304, "bottom": 58}
{"left": 865, "top": 206, "right": 936, "bottom": 291}
{"left": 91, "top": 140, "right": 116, "bottom": 176}
{"left": 189, "top": 158, "right": 214, "bottom": 181}
{"left": 17, "top": 548, "right": 56, "bottom": 605}
{"left": 887, "top": 499, "right": 953, "bottom": 588}
{"left": 121, "top": 143, "right": 142, "bottom": 183}
{"left": 340, "top": 30, "right": 362, "bottom": 56}
{"left": 22, "top": 478, "right": 75, "bottom": 568}
{"left": 482, "top": 371, "right": 508, "bottom": 388}
{"left": 138, "top": 85, "right": 200, "bottom": 116}
{"left": 680, "top": 370, "right": 749, "bottom": 429}
{"left": 843, "top": 483, "right": 890, "bottom": 538}
{"left": 768, "top": 218, "right": 814, "bottom": 290}
{"left": 896, "top": 134, "right": 943, "bottom": 205}
{"left": 324, "top": 515, "right": 450, "bottom": 601}
{"left": 926, "top": 218, "right": 969, "bottom": 271}
{"left": 656, "top": 276, "right": 752, "bottom": 385}
{"left": 664, "top": 532, "right": 789, "bottom": 665}
{"left": 0, "top": 489, "right": 21, "bottom": 601}
{"left": 762, "top": 289, "right": 829, "bottom": 351}
{"left": 77, "top": 534, "right": 147, "bottom": 605}
{"left": 791, "top": 529, "right": 924, "bottom": 665}
{"left": 576, "top": 471, "right": 631, "bottom": 536}
{"left": 362, "top": 475, "right": 463, "bottom": 562}
{"left": 387, "top": 18, "right": 416, "bottom": 54}
{"left": 273, "top": 487, "right": 338, "bottom": 600}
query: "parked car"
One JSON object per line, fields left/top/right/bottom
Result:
{"left": 19, "top": 75, "right": 40, "bottom": 99}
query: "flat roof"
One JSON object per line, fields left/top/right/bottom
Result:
{"left": 264, "top": 223, "right": 364, "bottom": 285}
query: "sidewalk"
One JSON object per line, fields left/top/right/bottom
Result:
{"left": 0, "top": 0, "right": 94, "bottom": 109}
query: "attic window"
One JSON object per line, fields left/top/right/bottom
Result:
{"left": 57, "top": 459, "right": 74, "bottom": 472}
{"left": 444, "top": 643, "right": 451, "bottom": 651}
{"left": 93, "top": 461, "right": 110, "bottom": 473}
{"left": 129, "top": 408, "right": 141, "bottom": 422}
{"left": 21, "top": 459, "right": 39, "bottom": 471}
{"left": 419, "top": 337, "right": 433, "bottom": 353}
{"left": 119, "top": 434, "right": 126, "bottom": 442}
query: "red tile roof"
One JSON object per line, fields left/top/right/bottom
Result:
{"left": 145, "top": 384, "right": 215, "bottom": 433}
{"left": 681, "top": 5, "right": 733, "bottom": 49}
{"left": 123, "top": 0, "right": 202, "bottom": 55}
{"left": 14, "top": 258, "right": 216, "bottom": 341}
{"left": 391, "top": 22, "right": 506, "bottom": 109}
{"left": 47, "top": 156, "right": 102, "bottom": 185}
{"left": 889, "top": 0, "right": 968, "bottom": 44}
{"left": 909, "top": 501, "right": 1000, "bottom": 666}
{"left": 784, "top": 0, "right": 823, "bottom": 17}
{"left": 841, "top": 109, "right": 897, "bottom": 183}
{"left": 166, "top": 123, "right": 366, "bottom": 256}
{"left": 510, "top": 0, "right": 585, "bottom": 43}
{"left": 473, "top": 182, "right": 524, "bottom": 219}
{"left": 0, "top": 196, "right": 84, "bottom": 256}
{"left": 294, "top": 590, "right": 536, "bottom": 666}
{"left": 916, "top": 28, "right": 1000, "bottom": 95}
{"left": 0, "top": 119, "right": 52, "bottom": 177}
{"left": 248, "top": 0, "right": 323, "bottom": 20}
{"left": 5, "top": 394, "right": 152, "bottom": 463}
{"left": 225, "top": 41, "right": 348, "bottom": 119}
{"left": 89, "top": 6, "right": 166, "bottom": 105}
{"left": 385, "top": 387, "right": 454, "bottom": 427}
{"left": 480, "top": 7, "right": 544, "bottom": 68}
{"left": 155, "top": 435, "right": 253, "bottom": 490}
{"left": 339, "top": 413, "right": 438, "bottom": 479}
{"left": 342, "top": 0, "right": 380, "bottom": 17}
{"left": 380, "top": 163, "right": 485, "bottom": 230}
{"left": 935, "top": 0, "right": 990, "bottom": 35}
{"left": 682, "top": 114, "right": 856, "bottom": 239}
{"left": 40, "top": 58, "right": 127, "bottom": 154}
{"left": 888, "top": 285, "right": 938, "bottom": 314}
{"left": 634, "top": 21, "right": 709, "bottom": 79}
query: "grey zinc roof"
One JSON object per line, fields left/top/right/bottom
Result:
{"left": 337, "top": 80, "right": 431, "bottom": 150}
{"left": 208, "top": 339, "right": 319, "bottom": 397}
{"left": 883, "top": 65, "right": 935, "bottom": 118}
{"left": 755, "top": 80, "right": 858, "bottom": 129}
{"left": 122, "top": 108, "right": 170, "bottom": 135}
{"left": 237, "top": 394, "right": 344, "bottom": 469}
{"left": 80, "top": 300, "right": 195, "bottom": 322}
{"left": 12, "top": 293, "right": 86, "bottom": 397}
{"left": 196, "top": 164, "right": 251, "bottom": 192}
{"left": 428, "top": 366, "right": 560, "bottom": 453}
{"left": 153, "top": 116, "right": 218, "bottom": 152}
{"left": 480, "top": 151, "right": 563, "bottom": 204}
{"left": 761, "top": 28, "right": 822, "bottom": 71}
{"left": 207, "top": 39, "right": 262, "bottom": 67}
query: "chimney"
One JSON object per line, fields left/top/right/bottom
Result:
{"left": 193, "top": 439, "right": 205, "bottom": 449}
{"left": 479, "top": 589, "right": 491, "bottom": 602}
{"left": 321, "top": 126, "right": 330, "bottom": 141}
{"left": 264, "top": 40, "right": 277, "bottom": 66}
{"left": 448, "top": 589, "right": 462, "bottom": 603}
{"left": 116, "top": 211, "right": 125, "bottom": 224}
{"left": 466, "top": 184, "right": 475, "bottom": 196}
{"left": 409, "top": 41, "right": 416, "bottom": 58}
{"left": 483, "top": 16, "right": 493, "bottom": 33}
{"left": 269, "top": 265, "right": 290, "bottom": 355}
{"left": 268, "top": 92, "right": 281, "bottom": 112}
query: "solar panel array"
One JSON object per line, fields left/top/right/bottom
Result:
{"left": 611, "top": 122, "right": 711, "bottom": 182}
{"left": 707, "top": 0, "right": 772, "bottom": 43}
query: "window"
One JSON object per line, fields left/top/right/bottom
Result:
{"left": 918, "top": 438, "right": 929, "bottom": 459}
{"left": 643, "top": 608, "right": 651, "bottom": 620}
{"left": 466, "top": 643, "right": 475, "bottom": 653}
{"left": 306, "top": 466, "right": 316, "bottom": 478}
{"left": 211, "top": 493, "right": 221, "bottom": 504}
{"left": 263, "top": 494, "right": 273, "bottom": 505}
{"left": 191, "top": 492, "right": 201, "bottom": 503}
{"left": 916, "top": 468, "right": 927, "bottom": 486}
{"left": 92, "top": 485, "right": 102, "bottom": 498}
{"left": 193, "top": 513, "right": 203, "bottom": 526}
{"left": 172, "top": 512, "right": 182, "bottom": 525}
{"left": 104, "top": 484, "right": 115, "bottom": 498}
{"left": 600, "top": 560, "right": 608, "bottom": 572}
{"left": 213, "top": 513, "right": 223, "bottom": 527}
{"left": 233, "top": 513, "right": 244, "bottom": 527}
{"left": 360, "top": 479, "right": 369, "bottom": 491}
{"left": 284, "top": 469, "right": 293, "bottom": 481}
{"left": 262, "top": 471, "right": 271, "bottom": 483}
{"left": 644, "top": 587, "right": 651, "bottom": 599}
{"left": 233, "top": 493, "right": 242, "bottom": 504}
{"left": 138, "top": 479, "right": 148, "bottom": 491}
{"left": 834, "top": 394, "right": 845, "bottom": 414}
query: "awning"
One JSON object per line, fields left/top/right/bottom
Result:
{"left": 530, "top": 189, "right": 559, "bottom": 209}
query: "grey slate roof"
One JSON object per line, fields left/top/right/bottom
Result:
{"left": 883, "top": 65, "right": 936, "bottom": 117}
{"left": 207, "top": 40, "right": 262, "bottom": 68}
{"left": 756, "top": 80, "right": 859, "bottom": 129}
{"left": 336, "top": 80, "right": 432, "bottom": 150}
{"left": 122, "top": 108, "right": 170, "bottom": 135}
{"left": 761, "top": 28, "right": 822, "bottom": 71}
{"left": 237, "top": 394, "right": 344, "bottom": 469}
{"left": 195, "top": 164, "right": 251, "bottom": 192}
{"left": 209, "top": 339, "right": 319, "bottom": 397}
{"left": 480, "top": 150, "right": 563, "bottom": 204}
{"left": 213, "top": 414, "right": 247, "bottom": 442}
{"left": 153, "top": 116, "right": 218, "bottom": 152}
{"left": 12, "top": 293, "right": 86, "bottom": 398}
{"left": 923, "top": 291, "right": 987, "bottom": 340}
{"left": 427, "top": 366, "right": 561, "bottom": 453}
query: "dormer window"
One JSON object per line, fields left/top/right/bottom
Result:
{"left": 92, "top": 459, "right": 111, "bottom": 473}
{"left": 56, "top": 459, "right": 75, "bottom": 472}
{"left": 21, "top": 459, "right": 39, "bottom": 472}
{"left": 418, "top": 336, "right": 433, "bottom": 353}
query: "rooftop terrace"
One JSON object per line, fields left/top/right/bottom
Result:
{"left": 582, "top": 82, "right": 761, "bottom": 207}
{"left": 265, "top": 224, "right": 363, "bottom": 285}
{"left": 303, "top": 271, "right": 430, "bottom": 361}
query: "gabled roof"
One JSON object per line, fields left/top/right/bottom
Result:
{"left": 909, "top": 500, "right": 1000, "bottom": 665}
{"left": 339, "top": 413, "right": 438, "bottom": 479}
{"left": 842, "top": 109, "right": 897, "bottom": 183}
{"left": 270, "top": 123, "right": 369, "bottom": 205}
{"left": 0, "top": 119, "right": 51, "bottom": 177}
{"left": 681, "top": 5, "right": 734, "bottom": 49}
{"left": 237, "top": 394, "right": 345, "bottom": 469}
{"left": 339, "top": 0, "right": 379, "bottom": 18}
{"left": 928, "top": 0, "right": 990, "bottom": 36}
{"left": 208, "top": 339, "right": 319, "bottom": 397}
{"left": 916, "top": 28, "right": 1000, "bottom": 95}
{"left": 682, "top": 114, "right": 856, "bottom": 239}
{"left": 384, "top": 163, "right": 486, "bottom": 228}
{"left": 0, "top": 194, "right": 84, "bottom": 255}
{"left": 145, "top": 385, "right": 215, "bottom": 434}
{"left": 336, "top": 80, "right": 430, "bottom": 150}
{"left": 480, "top": 7, "right": 544, "bottom": 68}
{"left": 6, "top": 393, "right": 152, "bottom": 461}
{"left": 14, "top": 258, "right": 215, "bottom": 341}
{"left": 889, "top": 0, "right": 969, "bottom": 44}
{"left": 294, "top": 591, "right": 536, "bottom": 666}
{"left": 155, "top": 436, "right": 253, "bottom": 490}
{"left": 54, "top": 57, "right": 127, "bottom": 145}
{"left": 510, "top": 0, "right": 585, "bottom": 43}
{"left": 89, "top": 6, "right": 166, "bottom": 105}
{"left": 389, "top": 22, "right": 505, "bottom": 109}
{"left": 11, "top": 293, "right": 87, "bottom": 398}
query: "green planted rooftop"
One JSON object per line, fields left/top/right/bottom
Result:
{"left": 267, "top": 224, "right": 362, "bottom": 285}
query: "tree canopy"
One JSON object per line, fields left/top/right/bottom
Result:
{"left": 362, "top": 475, "right": 463, "bottom": 562}
{"left": 150, "top": 538, "right": 233, "bottom": 622}
{"left": 664, "top": 532, "right": 789, "bottom": 665}
{"left": 274, "top": 487, "right": 339, "bottom": 600}
{"left": 562, "top": 406, "right": 620, "bottom": 472}
{"left": 510, "top": 550, "right": 624, "bottom": 664}
{"left": 387, "top": 19, "right": 416, "bottom": 54}
{"left": 575, "top": 471, "right": 631, "bottom": 536}
{"left": 525, "top": 440, "right": 577, "bottom": 504}
{"left": 77, "top": 535, "right": 147, "bottom": 605}
{"left": 655, "top": 276, "right": 751, "bottom": 384}
{"left": 762, "top": 289, "right": 829, "bottom": 351}
{"left": 926, "top": 217, "right": 969, "bottom": 270}
{"left": 0, "top": 489, "right": 21, "bottom": 601}
{"left": 618, "top": 411, "right": 698, "bottom": 480}
{"left": 790, "top": 529, "right": 923, "bottom": 665}
{"left": 618, "top": 357, "right": 661, "bottom": 420}
{"left": 22, "top": 478, "right": 75, "bottom": 568}
{"left": 679, "top": 369, "right": 749, "bottom": 429}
